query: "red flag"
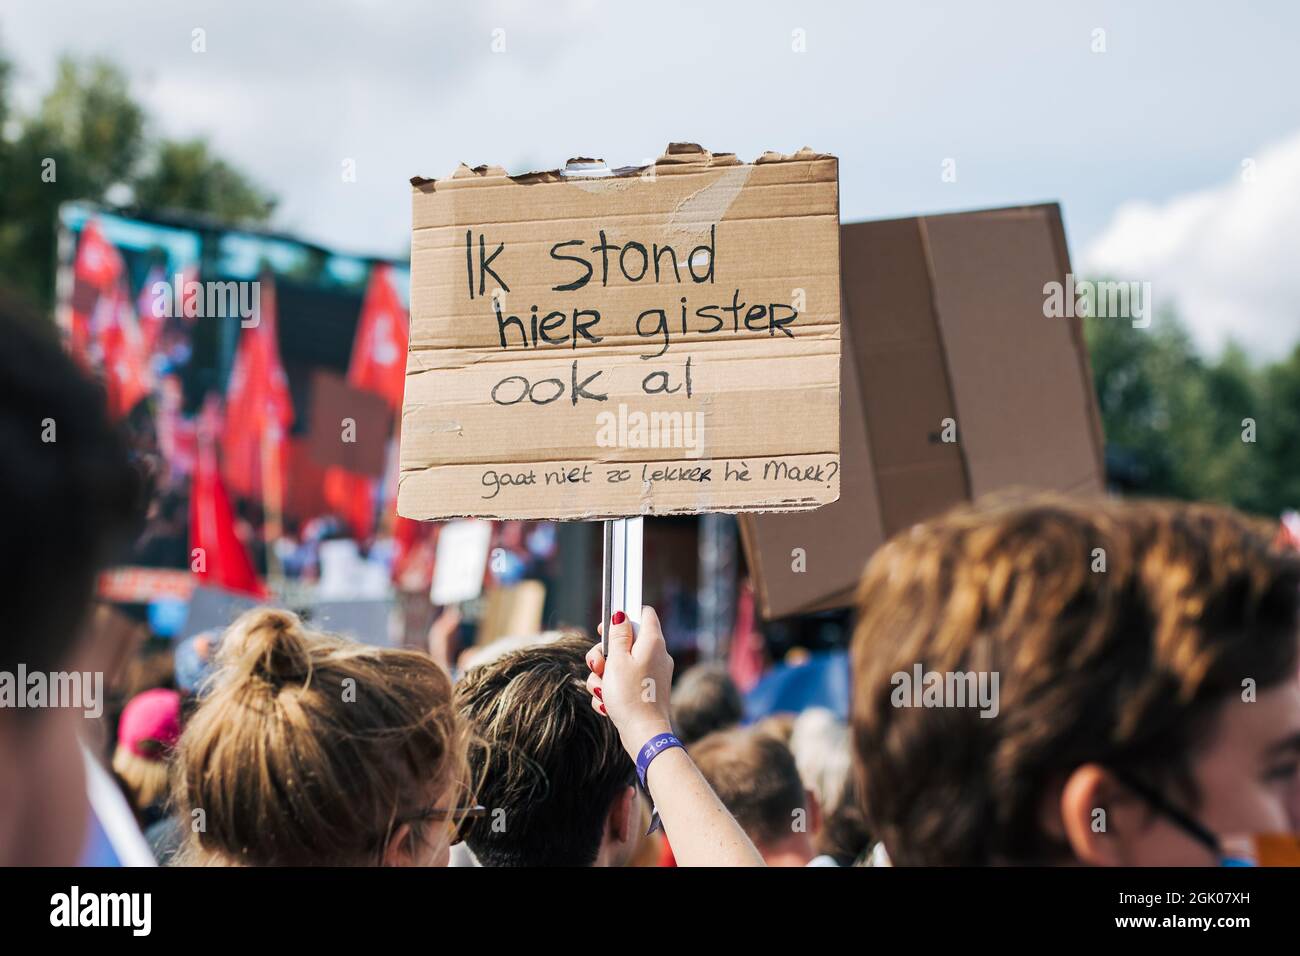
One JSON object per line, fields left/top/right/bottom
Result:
{"left": 191, "top": 399, "right": 265, "bottom": 598}
{"left": 74, "top": 219, "right": 124, "bottom": 287}
{"left": 68, "top": 220, "right": 123, "bottom": 364}
{"left": 323, "top": 467, "right": 377, "bottom": 540}
{"left": 390, "top": 514, "right": 430, "bottom": 584}
{"left": 65, "top": 220, "right": 151, "bottom": 417}
{"left": 323, "top": 264, "right": 409, "bottom": 538}
{"left": 94, "top": 284, "right": 153, "bottom": 420}
{"left": 347, "top": 263, "right": 408, "bottom": 409}
{"left": 281, "top": 436, "right": 332, "bottom": 526}
{"left": 221, "top": 275, "right": 294, "bottom": 499}
{"left": 728, "top": 582, "right": 766, "bottom": 693}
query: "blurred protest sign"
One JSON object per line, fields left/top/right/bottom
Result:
{"left": 183, "top": 582, "right": 396, "bottom": 648}
{"left": 477, "top": 580, "right": 547, "bottom": 645}
{"left": 307, "top": 369, "right": 392, "bottom": 476}
{"left": 740, "top": 204, "right": 1106, "bottom": 619}
{"left": 180, "top": 584, "right": 262, "bottom": 640}
{"left": 307, "top": 600, "right": 396, "bottom": 648}
{"left": 430, "top": 519, "right": 493, "bottom": 605}
{"left": 398, "top": 143, "right": 842, "bottom": 521}
{"left": 317, "top": 539, "right": 389, "bottom": 599}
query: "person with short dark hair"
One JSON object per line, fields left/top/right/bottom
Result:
{"left": 455, "top": 634, "right": 639, "bottom": 866}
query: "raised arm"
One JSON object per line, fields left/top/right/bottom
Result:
{"left": 586, "top": 607, "right": 764, "bottom": 867}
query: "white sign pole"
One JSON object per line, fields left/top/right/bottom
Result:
{"left": 601, "top": 517, "right": 643, "bottom": 655}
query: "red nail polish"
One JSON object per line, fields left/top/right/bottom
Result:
{"left": 611, "top": 610, "right": 626, "bottom": 626}
{"left": 599, "top": 703, "right": 607, "bottom": 715}
{"left": 594, "top": 687, "right": 603, "bottom": 700}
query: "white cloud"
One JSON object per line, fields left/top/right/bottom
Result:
{"left": 1083, "top": 131, "right": 1300, "bottom": 360}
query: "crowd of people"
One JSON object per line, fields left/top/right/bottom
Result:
{"left": 2, "top": 297, "right": 1299, "bottom": 869}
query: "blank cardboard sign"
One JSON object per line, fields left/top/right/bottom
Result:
{"left": 398, "top": 143, "right": 842, "bottom": 521}
{"left": 739, "top": 204, "right": 1105, "bottom": 620}
{"left": 307, "top": 370, "right": 393, "bottom": 477}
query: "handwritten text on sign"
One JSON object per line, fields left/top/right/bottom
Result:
{"left": 398, "top": 145, "right": 842, "bottom": 521}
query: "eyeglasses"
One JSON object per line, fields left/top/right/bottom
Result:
{"left": 1110, "top": 768, "right": 1221, "bottom": 855}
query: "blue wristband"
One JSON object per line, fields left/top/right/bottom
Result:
{"left": 636, "top": 732, "right": 684, "bottom": 791}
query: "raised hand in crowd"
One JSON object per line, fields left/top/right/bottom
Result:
{"left": 586, "top": 606, "right": 763, "bottom": 867}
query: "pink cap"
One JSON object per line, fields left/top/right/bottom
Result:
{"left": 117, "top": 688, "right": 182, "bottom": 759}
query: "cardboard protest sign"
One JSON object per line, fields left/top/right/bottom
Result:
{"left": 307, "top": 600, "right": 396, "bottom": 648}
{"left": 739, "top": 204, "right": 1106, "bottom": 620}
{"left": 477, "top": 580, "right": 547, "bottom": 646}
{"left": 306, "top": 369, "right": 392, "bottom": 477}
{"left": 398, "top": 143, "right": 841, "bottom": 521}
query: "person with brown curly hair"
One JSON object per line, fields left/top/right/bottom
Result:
{"left": 850, "top": 495, "right": 1300, "bottom": 866}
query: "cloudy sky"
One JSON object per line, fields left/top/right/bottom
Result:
{"left": 4, "top": 0, "right": 1298, "bottom": 358}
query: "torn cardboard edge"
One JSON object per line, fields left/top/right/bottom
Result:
{"left": 401, "top": 141, "right": 841, "bottom": 522}
{"left": 409, "top": 143, "right": 834, "bottom": 190}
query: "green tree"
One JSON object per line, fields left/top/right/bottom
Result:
{"left": 0, "top": 51, "right": 273, "bottom": 310}
{"left": 0, "top": 57, "right": 146, "bottom": 306}
{"left": 0, "top": 46, "right": 10, "bottom": 132}
{"left": 133, "top": 138, "right": 275, "bottom": 222}
{"left": 1086, "top": 308, "right": 1299, "bottom": 517}
{"left": 27, "top": 57, "right": 146, "bottom": 192}
{"left": 1256, "top": 346, "right": 1300, "bottom": 515}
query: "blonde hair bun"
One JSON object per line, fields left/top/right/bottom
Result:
{"left": 217, "top": 607, "right": 312, "bottom": 686}
{"left": 173, "top": 607, "right": 470, "bottom": 865}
